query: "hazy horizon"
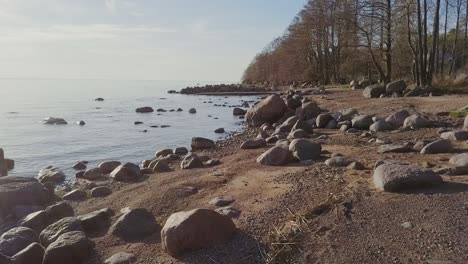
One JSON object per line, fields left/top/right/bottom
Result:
{"left": 0, "top": 0, "right": 306, "bottom": 83}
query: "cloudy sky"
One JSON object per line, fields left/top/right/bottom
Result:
{"left": 0, "top": 0, "right": 305, "bottom": 82}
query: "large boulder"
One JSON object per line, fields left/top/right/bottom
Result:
{"left": 18, "top": 210, "right": 50, "bottom": 233}
{"left": 287, "top": 129, "right": 308, "bottom": 139}
{"left": 151, "top": 160, "right": 171, "bottom": 173}
{"left": 289, "top": 139, "right": 321, "bottom": 161}
{"left": 256, "top": 146, "right": 291, "bottom": 166}
{"left": 0, "top": 227, "right": 38, "bottom": 256}
{"left": 180, "top": 154, "right": 204, "bottom": 169}
{"left": 109, "top": 163, "right": 141, "bottom": 182}
{"left": 135, "top": 107, "right": 154, "bottom": 113}
{"left": 110, "top": 208, "right": 159, "bottom": 240}
{"left": 373, "top": 164, "right": 442, "bottom": 192}
{"left": 161, "top": 208, "right": 236, "bottom": 257}
{"left": 191, "top": 137, "right": 215, "bottom": 149}
{"left": 0, "top": 177, "right": 50, "bottom": 217}
{"left": 10, "top": 242, "right": 44, "bottom": 264}
{"left": 316, "top": 114, "right": 334, "bottom": 128}
{"left": 351, "top": 115, "right": 373, "bottom": 130}
{"left": 39, "top": 217, "right": 83, "bottom": 247}
{"left": 449, "top": 153, "right": 468, "bottom": 167}
{"left": 155, "top": 149, "right": 173, "bottom": 158}
{"left": 370, "top": 120, "right": 393, "bottom": 132}
{"left": 386, "top": 80, "right": 406, "bottom": 94}
{"left": 440, "top": 130, "right": 468, "bottom": 141}
{"left": 420, "top": 139, "right": 453, "bottom": 154}
{"left": 246, "top": 94, "right": 287, "bottom": 127}
{"left": 45, "top": 202, "right": 74, "bottom": 223}
{"left": 37, "top": 166, "right": 65, "bottom": 183}
{"left": 363, "top": 84, "right": 385, "bottom": 98}
{"left": 385, "top": 110, "right": 410, "bottom": 128}
{"left": 81, "top": 168, "right": 102, "bottom": 180}
{"left": 233, "top": 108, "right": 247, "bottom": 116}
{"left": 292, "top": 119, "right": 313, "bottom": 133}
{"left": 403, "top": 114, "right": 431, "bottom": 129}
{"left": 42, "top": 231, "right": 91, "bottom": 264}
{"left": 295, "top": 101, "right": 321, "bottom": 120}
{"left": 240, "top": 138, "right": 266, "bottom": 149}
{"left": 98, "top": 161, "right": 121, "bottom": 174}
{"left": 78, "top": 208, "right": 113, "bottom": 232}
{"left": 62, "top": 190, "right": 87, "bottom": 201}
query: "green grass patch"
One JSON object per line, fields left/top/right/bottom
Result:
{"left": 449, "top": 109, "right": 468, "bottom": 118}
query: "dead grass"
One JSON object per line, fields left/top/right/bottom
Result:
{"left": 449, "top": 109, "right": 468, "bottom": 117}
{"left": 433, "top": 73, "right": 468, "bottom": 94}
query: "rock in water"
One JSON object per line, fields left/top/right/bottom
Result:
{"left": 42, "top": 231, "right": 91, "bottom": 264}
{"left": 188, "top": 108, "right": 197, "bottom": 114}
{"left": 449, "top": 153, "right": 468, "bottom": 167}
{"left": 373, "top": 164, "right": 442, "bottom": 192}
{"left": 363, "top": 84, "right": 385, "bottom": 98}
{"left": 135, "top": 107, "right": 154, "bottom": 113}
{"left": 256, "top": 146, "right": 291, "bottom": 166}
{"left": 351, "top": 115, "right": 373, "bottom": 130}
{"left": 214, "top": 128, "right": 225, "bottom": 133}
{"left": 240, "top": 138, "right": 266, "bottom": 149}
{"left": 37, "top": 166, "right": 65, "bottom": 183}
{"left": 386, "top": 80, "right": 406, "bottom": 94}
{"left": 81, "top": 168, "right": 102, "bottom": 180}
{"left": 98, "top": 161, "right": 121, "bottom": 174}
{"left": 180, "top": 154, "right": 204, "bottom": 169}
{"left": 420, "top": 139, "right": 453, "bottom": 154}
{"left": 246, "top": 94, "right": 287, "bottom": 127}
{"left": 289, "top": 139, "right": 321, "bottom": 161}
{"left": 232, "top": 108, "right": 246, "bottom": 116}
{"left": 191, "top": 137, "right": 215, "bottom": 149}
{"left": 161, "top": 208, "right": 236, "bottom": 257}
{"left": 174, "top": 147, "right": 189, "bottom": 155}
{"left": 109, "top": 163, "right": 141, "bottom": 182}
{"left": 43, "top": 117, "right": 68, "bottom": 125}
{"left": 385, "top": 110, "right": 410, "bottom": 128}
{"left": 155, "top": 149, "right": 173, "bottom": 158}
{"left": 110, "top": 208, "right": 159, "bottom": 240}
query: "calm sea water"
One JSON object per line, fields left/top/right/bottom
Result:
{"left": 0, "top": 79, "right": 255, "bottom": 179}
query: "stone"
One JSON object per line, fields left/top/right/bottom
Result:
{"left": 37, "top": 167, "right": 65, "bottom": 183}
{"left": 62, "top": 190, "right": 87, "bottom": 201}
{"left": 209, "top": 196, "right": 235, "bottom": 207}
{"left": 378, "top": 144, "right": 412, "bottom": 154}
{"left": 287, "top": 129, "right": 308, "bottom": 139}
{"left": 266, "top": 136, "right": 279, "bottom": 144}
{"left": 347, "top": 161, "right": 365, "bottom": 170}
{"left": 45, "top": 202, "right": 74, "bottom": 222}
{"left": 401, "top": 222, "right": 413, "bottom": 229}
{"left": 110, "top": 208, "right": 159, "bottom": 240}
{"left": 373, "top": 164, "right": 442, "bottom": 192}
{"left": 363, "top": 84, "right": 385, "bottom": 98}
{"left": 295, "top": 101, "right": 322, "bottom": 120}
{"left": 161, "top": 208, "right": 236, "bottom": 257}
{"left": 420, "top": 139, "right": 453, "bottom": 154}
{"left": 151, "top": 160, "right": 171, "bottom": 173}
{"left": 257, "top": 129, "right": 270, "bottom": 139}
{"left": 109, "top": 163, "right": 141, "bottom": 182}
{"left": 174, "top": 147, "right": 189, "bottom": 155}
{"left": 191, "top": 137, "right": 215, "bottom": 149}
{"left": 369, "top": 120, "right": 393, "bottom": 132}
{"left": 413, "top": 140, "right": 431, "bottom": 151}
{"left": 246, "top": 94, "right": 287, "bottom": 127}
{"left": 233, "top": 108, "right": 246, "bottom": 116}
{"left": 386, "top": 80, "right": 406, "bottom": 94}
{"left": 289, "top": 139, "right": 321, "bottom": 161}
{"left": 43, "top": 117, "right": 68, "bottom": 125}
{"left": 325, "top": 119, "right": 337, "bottom": 129}
{"left": 286, "top": 97, "right": 302, "bottom": 109}
{"left": 215, "top": 207, "right": 241, "bottom": 218}
{"left": 325, "top": 157, "right": 352, "bottom": 167}
{"left": 91, "top": 186, "right": 112, "bottom": 197}
{"left": 204, "top": 159, "right": 221, "bottom": 167}
{"left": 403, "top": 114, "right": 431, "bottom": 129}
{"left": 316, "top": 114, "right": 334, "bottom": 128}
{"left": 135, "top": 107, "right": 154, "bottom": 113}
{"left": 105, "top": 252, "right": 137, "bottom": 264}
{"left": 292, "top": 119, "right": 313, "bottom": 133}
{"left": 351, "top": 115, "right": 373, "bottom": 130}
{"left": 0, "top": 177, "right": 50, "bottom": 217}
{"left": 77, "top": 121, "right": 85, "bottom": 126}
{"left": 155, "top": 149, "right": 173, "bottom": 158}
{"left": 40, "top": 217, "right": 82, "bottom": 247}
{"left": 72, "top": 162, "right": 86, "bottom": 171}
{"left": 256, "top": 146, "right": 291, "bottom": 166}
{"left": 10, "top": 242, "right": 44, "bottom": 264}
{"left": 78, "top": 208, "right": 113, "bottom": 232}
{"left": 188, "top": 108, "right": 197, "bottom": 114}
{"left": 339, "top": 108, "right": 359, "bottom": 121}
{"left": 81, "top": 168, "right": 102, "bottom": 180}
{"left": 449, "top": 153, "right": 468, "bottom": 167}
{"left": 180, "top": 154, "right": 204, "bottom": 170}
{"left": 98, "top": 161, "right": 121, "bottom": 174}
{"left": 42, "top": 231, "right": 91, "bottom": 264}
{"left": 214, "top": 128, "right": 225, "bottom": 133}
{"left": 0, "top": 227, "right": 38, "bottom": 256}
{"left": 18, "top": 211, "right": 49, "bottom": 233}
{"left": 440, "top": 130, "right": 468, "bottom": 141}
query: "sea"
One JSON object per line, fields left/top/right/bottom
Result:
{"left": 0, "top": 79, "right": 256, "bottom": 179}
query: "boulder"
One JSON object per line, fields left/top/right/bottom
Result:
{"left": 45, "top": 202, "right": 74, "bottom": 222}
{"left": 110, "top": 208, "right": 159, "bottom": 240}
{"left": 347, "top": 161, "right": 365, "bottom": 170}
{"left": 295, "top": 101, "right": 322, "bottom": 120}
{"left": 370, "top": 120, "right": 393, "bottom": 132}
{"left": 378, "top": 144, "right": 412, "bottom": 154}
{"left": 0, "top": 177, "right": 50, "bottom": 217}
{"left": 37, "top": 167, "right": 65, "bottom": 183}
{"left": 286, "top": 97, "right": 302, "bottom": 109}
{"left": 72, "top": 162, "right": 86, "bottom": 171}
{"left": 385, "top": 110, "right": 410, "bottom": 128}
{"left": 289, "top": 139, "right": 321, "bottom": 161}
{"left": 413, "top": 140, "right": 431, "bottom": 151}
{"left": 135, "top": 107, "right": 154, "bottom": 113}
{"left": 287, "top": 129, "right": 308, "bottom": 139}
{"left": 291, "top": 120, "right": 313, "bottom": 133}
{"left": 40, "top": 217, "right": 82, "bottom": 247}
{"left": 156, "top": 149, "right": 173, "bottom": 158}
{"left": 208, "top": 196, "right": 235, "bottom": 207}
{"left": 14, "top": 205, "right": 43, "bottom": 220}
{"left": 78, "top": 208, "right": 112, "bottom": 232}
{"left": 174, "top": 147, "right": 189, "bottom": 155}
{"left": 363, "top": 84, "right": 385, "bottom": 98}
{"left": 420, "top": 139, "right": 453, "bottom": 154}
{"left": 339, "top": 108, "right": 359, "bottom": 121}
{"left": 215, "top": 207, "right": 242, "bottom": 218}
{"left": 325, "top": 119, "right": 337, "bottom": 129}
{"left": 161, "top": 208, "right": 236, "bottom": 257}
{"left": 10, "top": 242, "right": 44, "bottom": 264}
{"left": 105, "top": 252, "right": 137, "bottom": 264}
{"left": 256, "top": 146, "right": 291, "bottom": 166}
{"left": 109, "top": 163, "right": 141, "bottom": 182}
{"left": 240, "top": 138, "right": 266, "bottom": 149}
{"left": 91, "top": 186, "right": 112, "bottom": 197}
{"left": 188, "top": 108, "right": 197, "bottom": 114}
{"left": 62, "top": 190, "right": 87, "bottom": 201}
{"left": 449, "top": 153, "right": 468, "bottom": 167}
{"left": 233, "top": 108, "right": 247, "bottom": 116}
{"left": 373, "top": 164, "right": 442, "bottom": 192}
{"left": 81, "top": 168, "right": 102, "bottom": 180}
{"left": 191, "top": 137, "right": 215, "bottom": 149}
{"left": 351, "top": 115, "right": 373, "bottom": 130}
{"left": 43, "top": 117, "right": 68, "bottom": 125}
{"left": 42, "top": 231, "right": 91, "bottom": 264}
{"left": 246, "top": 94, "right": 287, "bottom": 127}
{"left": 151, "top": 160, "right": 171, "bottom": 173}
{"left": 386, "top": 80, "right": 406, "bottom": 94}
{"left": 325, "top": 156, "right": 352, "bottom": 167}
{"left": 98, "top": 161, "right": 121, "bottom": 174}
{"left": 440, "top": 131, "right": 468, "bottom": 141}
{"left": 316, "top": 114, "right": 334, "bottom": 128}
{"left": 18, "top": 211, "right": 49, "bottom": 233}
{"left": 0, "top": 227, "right": 38, "bottom": 256}
{"left": 214, "top": 128, "right": 225, "bottom": 133}
{"left": 180, "top": 154, "right": 204, "bottom": 170}
{"left": 403, "top": 114, "right": 431, "bottom": 129}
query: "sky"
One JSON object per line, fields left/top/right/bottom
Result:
{"left": 0, "top": 0, "right": 306, "bottom": 82}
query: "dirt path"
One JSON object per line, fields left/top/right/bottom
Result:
{"left": 76, "top": 89, "right": 468, "bottom": 264}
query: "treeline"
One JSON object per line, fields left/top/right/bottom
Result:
{"left": 242, "top": 0, "right": 468, "bottom": 87}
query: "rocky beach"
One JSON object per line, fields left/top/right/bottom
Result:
{"left": 0, "top": 82, "right": 467, "bottom": 263}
